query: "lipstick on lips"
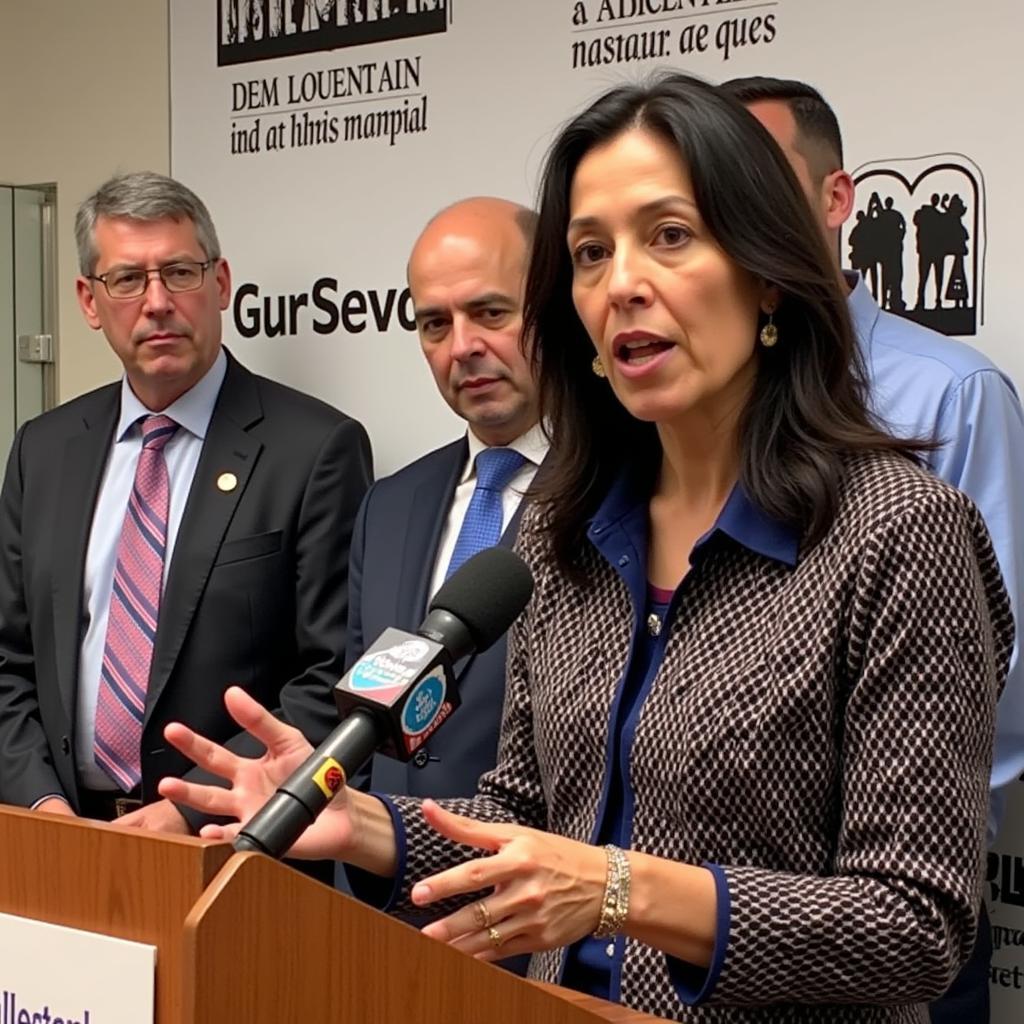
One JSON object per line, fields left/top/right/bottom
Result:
{"left": 612, "top": 330, "right": 674, "bottom": 367}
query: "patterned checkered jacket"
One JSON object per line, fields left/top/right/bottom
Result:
{"left": 386, "top": 451, "right": 1015, "bottom": 1022}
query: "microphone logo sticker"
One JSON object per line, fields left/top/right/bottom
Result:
{"left": 312, "top": 757, "right": 346, "bottom": 798}
{"left": 401, "top": 671, "right": 448, "bottom": 743}
{"left": 389, "top": 639, "right": 432, "bottom": 664}
{"left": 348, "top": 638, "right": 433, "bottom": 702}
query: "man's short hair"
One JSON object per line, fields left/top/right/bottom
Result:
{"left": 75, "top": 172, "right": 221, "bottom": 276}
{"left": 719, "top": 76, "right": 844, "bottom": 181}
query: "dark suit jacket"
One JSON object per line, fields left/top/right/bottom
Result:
{"left": 346, "top": 436, "right": 533, "bottom": 798}
{"left": 0, "top": 350, "right": 372, "bottom": 819}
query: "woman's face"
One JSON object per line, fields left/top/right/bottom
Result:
{"left": 568, "top": 128, "right": 773, "bottom": 431}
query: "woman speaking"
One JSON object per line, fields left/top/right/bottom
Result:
{"left": 160, "top": 73, "right": 1013, "bottom": 1022}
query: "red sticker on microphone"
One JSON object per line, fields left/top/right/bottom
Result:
{"left": 312, "top": 758, "right": 346, "bottom": 798}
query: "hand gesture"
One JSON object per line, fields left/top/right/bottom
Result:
{"left": 157, "top": 686, "right": 355, "bottom": 860}
{"left": 412, "top": 801, "right": 607, "bottom": 961}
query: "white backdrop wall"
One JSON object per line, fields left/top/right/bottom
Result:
{"left": 0, "top": 0, "right": 170, "bottom": 404}
{"left": 170, "top": 1, "right": 1024, "bottom": 1013}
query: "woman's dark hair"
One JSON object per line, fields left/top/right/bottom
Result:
{"left": 523, "top": 72, "right": 925, "bottom": 579}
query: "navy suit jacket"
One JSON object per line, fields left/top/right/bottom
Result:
{"left": 346, "top": 436, "right": 533, "bottom": 798}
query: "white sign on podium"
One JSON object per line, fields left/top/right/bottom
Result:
{"left": 0, "top": 912, "right": 155, "bottom": 1024}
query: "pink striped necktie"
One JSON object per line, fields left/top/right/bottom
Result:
{"left": 94, "top": 414, "right": 179, "bottom": 791}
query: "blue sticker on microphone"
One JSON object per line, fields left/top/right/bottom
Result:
{"left": 402, "top": 672, "right": 447, "bottom": 738}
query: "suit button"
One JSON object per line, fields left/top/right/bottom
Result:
{"left": 60, "top": 736, "right": 70, "bottom": 755}
{"left": 412, "top": 749, "right": 430, "bottom": 769}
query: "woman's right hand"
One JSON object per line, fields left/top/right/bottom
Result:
{"left": 157, "top": 686, "right": 357, "bottom": 861}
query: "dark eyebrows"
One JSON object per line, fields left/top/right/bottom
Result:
{"left": 465, "top": 292, "right": 516, "bottom": 311}
{"left": 567, "top": 195, "right": 698, "bottom": 235}
{"left": 414, "top": 304, "right": 447, "bottom": 323}
{"left": 415, "top": 292, "right": 516, "bottom": 323}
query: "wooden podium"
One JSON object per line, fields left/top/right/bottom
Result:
{"left": 0, "top": 806, "right": 659, "bottom": 1023}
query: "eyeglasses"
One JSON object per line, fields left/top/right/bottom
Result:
{"left": 88, "top": 260, "right": 212, "bottom": 299}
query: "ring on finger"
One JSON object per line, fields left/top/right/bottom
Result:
{"left": 473, "top": 901, "right": 492, "bottom": 930}
{"left": 487, "top": 925, "right": 503, "bottom": 949}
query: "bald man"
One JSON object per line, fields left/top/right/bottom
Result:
{"left": 345, "top": 197, "right": 544, "bottom": 801}
{"left": 338, "top": 200, "right": 543, "bottom": 974}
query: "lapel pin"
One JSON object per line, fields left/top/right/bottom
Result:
{"left": 217, "top": 472, "right": 238, "bottom": 493}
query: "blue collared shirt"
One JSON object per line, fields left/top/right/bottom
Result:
{"left": 74, "top": 349, "right": 227, "bottom": 790}
{"left": 562, "top": 471, "right": 800, "bottom": 1006}
{"left": 849, "top": 274, "right": 1024, "bottom": 840}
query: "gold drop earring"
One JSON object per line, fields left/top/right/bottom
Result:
{"left": 760, "top": 310, "right": 779, "bottom": 348}
{"left": 592, "top": 356, "right": 607, "bottom": 378}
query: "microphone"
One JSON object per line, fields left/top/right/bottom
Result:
{"left": 233, "top": 546, "right": 534, "bottom": 858}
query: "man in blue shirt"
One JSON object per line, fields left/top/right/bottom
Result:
{"left": 721, "top": 76, "right": 1024, "bottom": 1023}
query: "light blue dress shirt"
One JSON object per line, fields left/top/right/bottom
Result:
{"left": 848, "top": 273, "right": 1024, "bottom": 841}
{"left": 74, "top": 349, "right": 227, "bottom": 791}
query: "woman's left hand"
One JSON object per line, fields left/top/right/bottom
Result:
{"left": 413, "top": 799, "right": 609, "bottom": 961}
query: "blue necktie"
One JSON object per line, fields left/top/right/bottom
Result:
{"left": 446, "top": 448, "right": 528, "bottom": 579}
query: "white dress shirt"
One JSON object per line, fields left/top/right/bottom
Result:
{"left": 74, "top": 349, "right": 227, "bottom": 790}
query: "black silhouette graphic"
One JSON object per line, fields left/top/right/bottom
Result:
{"left": 219, "top": 0, "right": 448, "bottom": 66}
{"left": 842, "top": 160, "right": 984, "bottom": 336}
{"left": 988, "top": 851, "right": 1024, "bottom": 909}
{"left": 848, "top": 194, "right": 907, "bottom": 313}
{"left": 911, "top": 193, "right": 940, "bottom": 310}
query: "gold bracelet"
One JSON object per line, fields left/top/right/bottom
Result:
{"left": 593, "top": 844, "right": 631, "bottom": 938}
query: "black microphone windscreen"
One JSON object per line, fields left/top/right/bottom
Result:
{"left": 429, "top": 547, "right": 534, "bottom": 652}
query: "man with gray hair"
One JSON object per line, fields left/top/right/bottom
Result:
{"left": 0, "top": 172, "right": 372, "bottom": 833}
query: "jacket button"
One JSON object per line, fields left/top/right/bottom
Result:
{"left": 60, "top": 736, "right": 71, "bottom": 755}
{"left": 412, "top": 749, "right": 430, "bottom": 769}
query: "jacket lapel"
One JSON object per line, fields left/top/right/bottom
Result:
{"left": 145, "top": 354, "right": 263, "bottom": 719}
{"left": 396, "top": 438, "right": 467, "bottom": 631}
{"left": 51, "top": 388, "right": 120, "bottom": 723}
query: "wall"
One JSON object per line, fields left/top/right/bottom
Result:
{"left": 0, "top": 0, "right": 170, "bottom": 403}
{"left": 170, "top": 0, "right": 1023, "bottom": 477}
{"left": 170, "top": 0, "right": 1024, "bottom": 1016}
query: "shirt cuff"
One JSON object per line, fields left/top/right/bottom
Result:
{"left": 30, "top": 793, "right": 70, "bottom": 811}
{"left": 666, "top": 862, "right": 730, "bottom": 1005}
{"left": 342, "top": 794, "right": 407, "bottom": 912}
